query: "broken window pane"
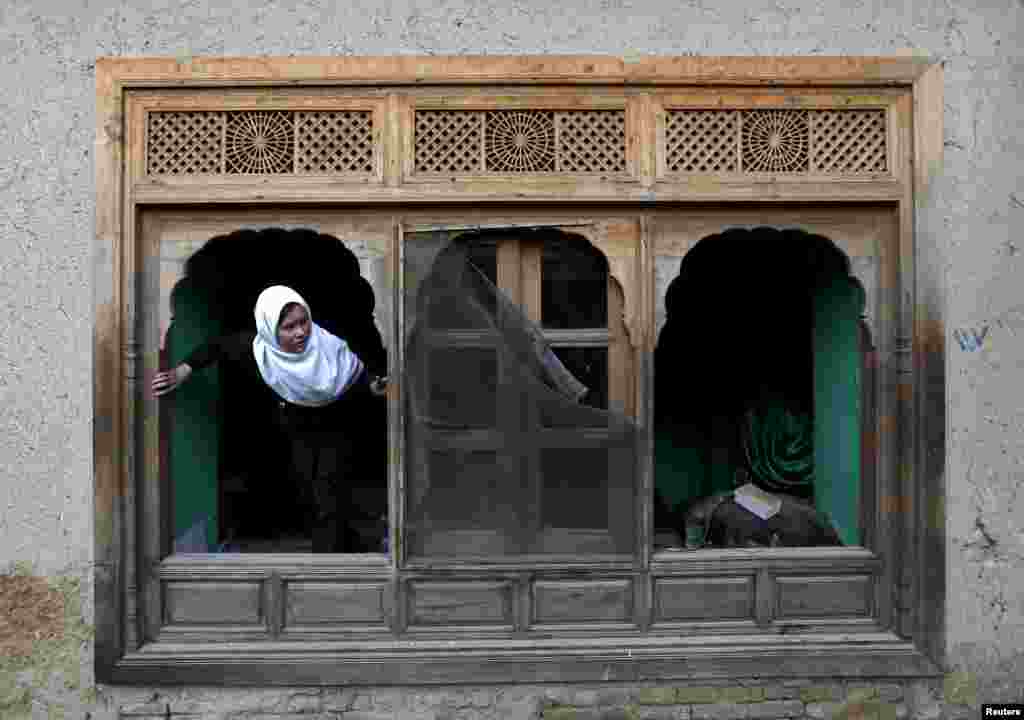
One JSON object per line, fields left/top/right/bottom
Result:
{"left": 541, "top": 448, "right": 609, "bottom": 529}
{"left": 425, "top": 348, "right": 498, "bottom": 428}
{"left": 404, "top": 227, "right": 637, "bottom": 558}
{"left": 550, "top": 347, "right": 609, "bottom": 412}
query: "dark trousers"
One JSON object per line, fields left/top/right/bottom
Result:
{"left": 286, "top": 430, "right": 351, "bottom": 552}
{"left": 276, "top": 372, "right": 380, "bottom": 552}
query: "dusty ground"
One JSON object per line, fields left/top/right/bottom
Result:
{"left": 0, "top": 573, "right": 67, "bottom": 660}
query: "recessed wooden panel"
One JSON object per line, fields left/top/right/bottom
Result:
{"left": 163, "top": 582, "right": 263, "bottom": 625}
{"left": 408, "top": 581, "right": 513, "bottom": 627}
{"left": 776, "top": 575, "right": 873, "bottom": 618}
{"left": 532, "top": 580, "right": 632, "bottom": 624}
{"left": 285, "top": 582, "right": 388, "bottom": 626}
{"left": 653, "top": 577, "right": 754, "bottom": 622}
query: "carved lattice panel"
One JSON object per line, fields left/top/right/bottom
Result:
{"left": 414, "top": 110, "right": 627, "bottom": 175}
{"left": 665, "top": 111, "right": 739, "bottom": 173}
{"left": 296, "top": 111, "right": 375, "bottom": 174}
{"left": 665, "top": 108, "right": 887, "bottom": 176}
{"left": 146, "top": 112, "right": 225, "bottom": 175}
{"left": 146, "top": 110, "right": 377, "bottom": 176}
{"left": 224, "top": 111, "right": 294, "bottom": 174}
{"left": 556, "top": 110, "right": 627, "bottom": 173}
{"left": 485, "top": 111, "right": 556, "bottom": 172}
{"left": 810, "top": 110, "right": 887, "bottom": 173}
{"left": 740, "top": 110, "right": 810, "bottom": 173}
{"left": 414, "top": 111, "right": 483, "bottom": 173}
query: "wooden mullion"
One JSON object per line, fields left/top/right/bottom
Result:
{"left": 606, "top": 255, "right": 635, "bottom": 554}
{"left": 385, "top": 93, "right": 403, "bottom": 186}
{"left": 638, "top": 214, "right": 654, "bottom": 574}
{"left": 520, "top": 239, "right": 544, "bottom": 552}
{"left": 496, "top": 237, "right": 522, "bottom": 305}
{"left": 392, "top": 222, "right": 406, "bottom": 575}
{"left": 911, "top": 64, "right": 945, "bottom": 665}
{"left": 492, "top": 238, "right": 523, "bottom": 550}
{"left": 607, "top": 277, "right": 632, "bottom": 418}
{"left": 521, "top": 239, "right": 542, "bottom": 324}
{"left": 138, "top": 210, "right": 163, "bottom": 645}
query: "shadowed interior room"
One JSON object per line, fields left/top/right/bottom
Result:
{"left": 654, "top": 226, "right": 871, "bottom": 550}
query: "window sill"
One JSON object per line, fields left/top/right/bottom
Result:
{"left": 107, "top": 632, "right": 940, "bottom": 685}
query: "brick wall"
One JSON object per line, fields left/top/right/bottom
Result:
{"left": 98, "top": 678, "right": 973, "bottom": 720}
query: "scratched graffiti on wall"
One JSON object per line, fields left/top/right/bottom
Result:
{"left": 954, "top": 304, "right": 1024, "bottom": 352}
{"left": 954, "top": 325, "right": 989, "bottom": 352}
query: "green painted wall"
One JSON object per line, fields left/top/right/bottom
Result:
{"left": 812, "top": 275, "right": 865, "bottom": 547}
{"left": 167, "top": 285, "right": 222, "bottom": 550}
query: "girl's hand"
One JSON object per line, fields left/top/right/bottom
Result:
{"left": 369, "top": 375, "right": 389, "bottom": 397}
{"left": 153, "top": 363, "right": 192, "bottom": 397}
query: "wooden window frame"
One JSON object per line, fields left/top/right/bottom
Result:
{"left": 94, "top": 56, "right": 945, "bottom": 685}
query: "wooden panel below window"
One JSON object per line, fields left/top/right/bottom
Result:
{"left": 532, "top": 580, "right": 632, "bottom": 625}
{"left": 652, "top": 576, "right": 754, "bottom": 622}
{"left": 407, "top": 581, "right": 514, "bottom": 628}
{"left": 284, "top": 582, "right": 389, "bottom": 627}
{"left": 775, "top": 575, "right": 873, "bottom": 618}
{"left": 163, "top": 581, "right": 263, "bottom": 625}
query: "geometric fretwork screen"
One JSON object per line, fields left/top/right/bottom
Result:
{"left": 144, "top": 107, "right": 885, "bottom": 177}
{"left": 146, "top": 110, "right": 376, "bottom": 175}
{"left": 414, "top": 109, "right": 628, "bottom": 174}
{"left": 665, "top": 109, "right": 887, "bottom": 174}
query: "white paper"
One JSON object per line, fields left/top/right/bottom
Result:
{"left": 734, "top": 483, "right": 782, "bottom": 521}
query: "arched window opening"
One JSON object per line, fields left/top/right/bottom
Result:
{"left": 160, "top": 228, "right": 388, "bottom": 553}
{"left": 654, "top": 227, "right": 871, "bottom": 550}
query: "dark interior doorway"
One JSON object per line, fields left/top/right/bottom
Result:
{"left": 654, "top": 226, "right": 868, "bottom": 549}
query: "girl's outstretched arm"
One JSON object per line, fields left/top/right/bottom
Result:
{"left": 153, "top": 331, "right": 257, "bottom": 398}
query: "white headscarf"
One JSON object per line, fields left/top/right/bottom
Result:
{"left": 252, "top": 285, "right": 364, "bottom": 407}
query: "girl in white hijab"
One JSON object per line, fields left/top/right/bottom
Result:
{"left": 153, "top": 285, "right": 388, "bottom": 553}
{"left": 252, "top": 285, "right": 365, "bottom": 406}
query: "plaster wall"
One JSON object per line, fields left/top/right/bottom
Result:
{"left": 0, "top": 0, "right": 1021, "bottom": 717}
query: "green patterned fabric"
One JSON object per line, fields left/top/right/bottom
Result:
{"left": 741, "top": 398, "right": 814, "bottom": 492}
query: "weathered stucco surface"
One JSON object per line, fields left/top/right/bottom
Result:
{"left": 1, "top": 0, "right": 1021, "bottom": 717}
